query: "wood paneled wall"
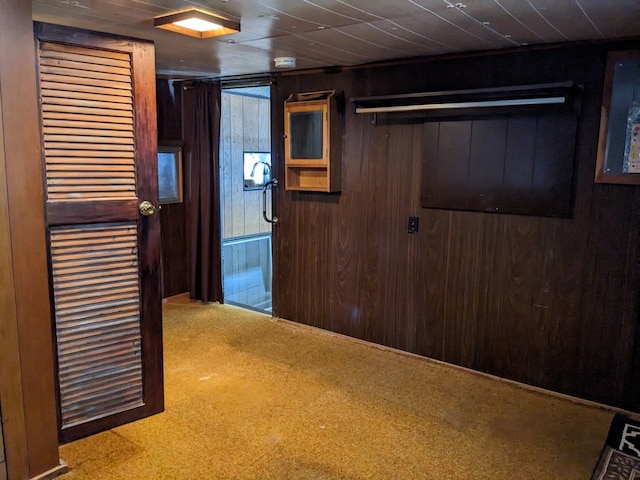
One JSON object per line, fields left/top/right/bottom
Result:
{"left": 272, "top": 41, "right": 640, "bottom": 411}
{"left": 157, "top": 79, "right": 187, "bottom": 298}
{"left": 0, "top": 1, "right": 62, "bottom": 477}
{"left": 220, "top": 91, "right": 271, "bottom": 239}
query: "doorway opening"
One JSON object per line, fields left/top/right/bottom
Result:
{"left": 219, "top": 85, "right": 273, "bottom": 313}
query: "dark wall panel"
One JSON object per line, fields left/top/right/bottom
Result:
{"left": 503, "top": 117, "right": 537, "bottom": 205}
{"left": 421, "top": 113, "right": 577, "bottom": 217}
{"left": 272, "top": 41, "right": 640, "bottom": 411}
{"left": 468, "top": 119, "right": 507, "bottom": 208}
{"left": 156, "top": 79, "right": 187, "bottom": 298}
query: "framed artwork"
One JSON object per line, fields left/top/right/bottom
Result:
{"left": 158, "top": 144, "right": 183, "bottom": 203}
{"left": 595, "top": 50, "right": 640, "bottom": 184}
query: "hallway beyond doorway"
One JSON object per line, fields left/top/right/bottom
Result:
{"left": 220, "top": 85, "right": 273, "bottom": 313}
{"left": 223, "top": 233, "right": 272, "bottom": 312}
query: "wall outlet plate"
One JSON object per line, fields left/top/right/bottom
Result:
{"left": 408, "top": 216, "right": 419, "bottom": 233}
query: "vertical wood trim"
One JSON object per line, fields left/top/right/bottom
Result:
{"left": 0, "top": 73, "right": 30, "bottom": 480}
{"left": 270, "top": 82, "right": 283, "bottom": 318}
{"left": 0, "top": 1, "right": 61, "bottom": 477}
{"left": 0, "top": 405, "right": 6, "bottom": 478}
{"left": 157, "top": 79, "right": 188, "bottom": 298}
{"left": 131, "top": 40, "right": 164, "bottom": 414}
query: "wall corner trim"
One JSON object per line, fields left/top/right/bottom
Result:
{"left": 30, "top": 462, "right": 69, "bottom": 480}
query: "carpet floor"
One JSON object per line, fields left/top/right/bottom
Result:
{"left": 59, "top": 298, "right": 613, "bottom": 479}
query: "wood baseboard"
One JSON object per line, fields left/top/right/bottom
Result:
{"left": 162, "top": 292, "right": 189, "bottom": 303}
{"left": 30, "top": 462, "right": 69, "bottom": 480}
{"left": 273, "top": 314, "right": 636, "bottom": 417}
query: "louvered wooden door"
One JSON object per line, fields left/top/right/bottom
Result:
{"left": 35, "top": 24, "right": 163, "bottom": 443}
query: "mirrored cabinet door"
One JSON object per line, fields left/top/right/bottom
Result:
{"left": 284, "top": 91, "right": 341, "bottom": 192}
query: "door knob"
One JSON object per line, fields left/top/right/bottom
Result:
{"left": 139, "top": 200, "right": 157, "bottom": 216}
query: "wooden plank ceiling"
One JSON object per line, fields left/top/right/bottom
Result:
{"left": 31, "top": 1, "right": 640, "bottom": 79}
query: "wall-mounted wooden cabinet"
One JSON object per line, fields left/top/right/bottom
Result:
{"left": 284, "top": 90, "right": 342, "bottom": 192}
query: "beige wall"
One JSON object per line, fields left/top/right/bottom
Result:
{"left": 220, "top": 91, "right": 271, "bottom": 239}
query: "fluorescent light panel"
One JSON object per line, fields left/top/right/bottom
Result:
{"left": 355, "top": 96, "right": 566, "bottom": 114}
{"left": 154, "top": 8, "right": 240, "bottom": 39}
{"left": 173, "top": 18, "right": 223, "bottom": 33}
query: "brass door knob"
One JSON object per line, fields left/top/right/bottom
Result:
{"left": 139, "top": 200, "right": 157, "bottom": 216}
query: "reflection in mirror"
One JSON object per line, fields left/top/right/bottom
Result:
{"left": 290, "top": 111, "right": 323, "bottom": 159}
{"left": 243, "top": 152, "right": 271, "bottom": 190}
{"left": 158, "top": 145, "right": 183, "bottom": 204}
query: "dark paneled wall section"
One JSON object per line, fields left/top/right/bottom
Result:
{"left": 156, "top": 42, "right": 640, "bottom": 411}
{"left": 421, "top": 113, "right": 578, "bottom": 217}
{"left": 272, "top": 42, "right": 640, "bottom": 411}
{"left": 157, "top": 79, "right": 187, "bottom": 298}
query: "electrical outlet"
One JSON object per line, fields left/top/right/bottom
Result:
{"left": 408, "top": 216, "right": 419, "bottom": 233}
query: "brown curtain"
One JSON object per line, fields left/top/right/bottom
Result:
{"left": 183, "top": 82, "right": 223, "bottom": 303}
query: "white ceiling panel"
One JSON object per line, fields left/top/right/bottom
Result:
{"left": 31, "top": 0, "right": 640, "bottom": 78}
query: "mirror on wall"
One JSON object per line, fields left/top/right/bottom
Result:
{"left": 289, "top": 111, "right": 324, "bottom": 159}
{"left": 158, "top": 144, "right": 183, "bottom": 204}
{"left": 243, "top": 152, "right": 272, "bottom": 190}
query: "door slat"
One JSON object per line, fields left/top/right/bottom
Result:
{"left": 49, "top": 222, "right": 143, "bottom": 427}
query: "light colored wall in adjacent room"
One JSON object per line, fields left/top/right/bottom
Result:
{"left": 220, "top": 90, "right": 271, "bottom": 240}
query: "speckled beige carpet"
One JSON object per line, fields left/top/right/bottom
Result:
{"left": 59, "top": 297, "right": 613, "bottom": 479}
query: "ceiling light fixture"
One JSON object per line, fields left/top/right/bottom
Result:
{"left": 154, "top": 8, "right": 240, "bottom": 39}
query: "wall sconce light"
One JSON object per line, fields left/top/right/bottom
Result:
{"left": 154, "top": 8, "right": 240, "bottom": 39}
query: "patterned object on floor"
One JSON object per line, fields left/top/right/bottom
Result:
{"left": 592, "top": 414, "right": 640, "bottom": 479}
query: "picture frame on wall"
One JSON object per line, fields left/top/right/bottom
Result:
{"left": 158, "top": 143, "right": 183, "bottom": 203}
{"left": 595, "top": 50, "right": 640, "bottom": 185}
